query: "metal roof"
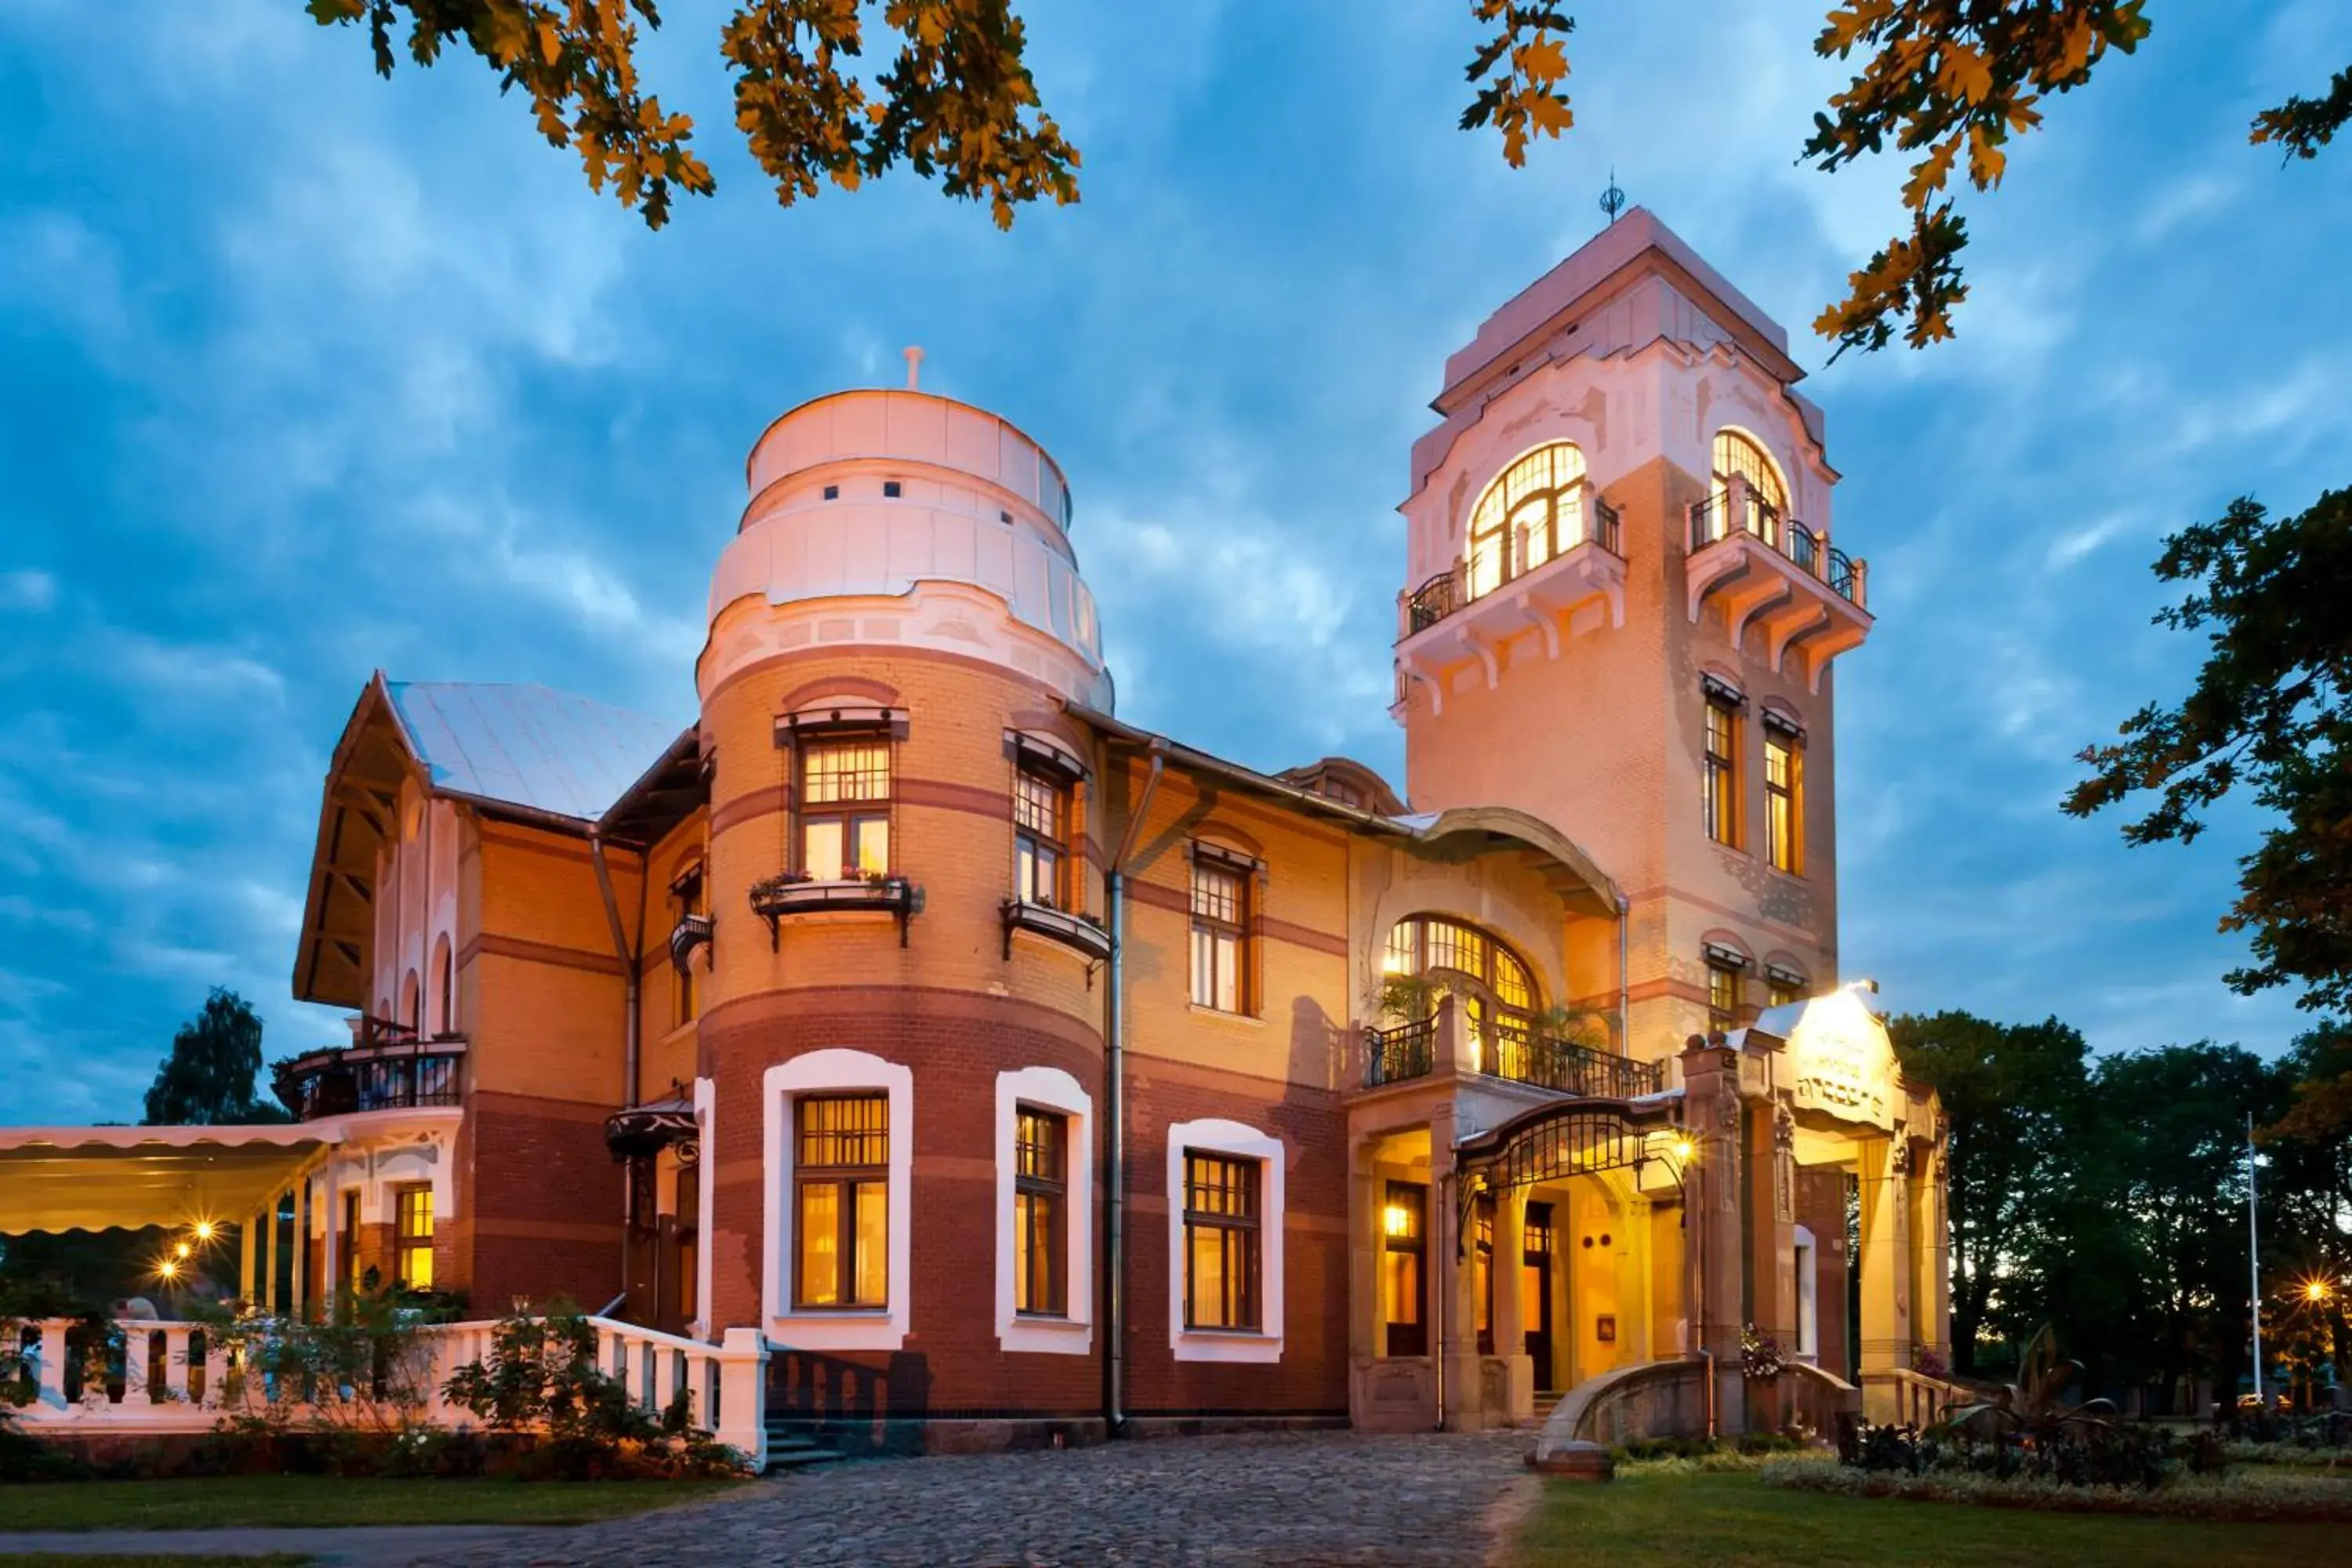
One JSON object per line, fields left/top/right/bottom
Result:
{"left": 385, "top": 681, "right": 682, "bottom": 823}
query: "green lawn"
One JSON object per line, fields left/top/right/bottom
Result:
{"left": 0, "top": 1476, "right": 735, "bottom": 1533}
{"left": 0, "top": 1559, "right": 310, "bottom": 1566}
{"left": 1515, "top": 1468, "right": 2343, "bottom": 1566}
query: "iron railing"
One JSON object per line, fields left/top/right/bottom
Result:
{"left": 1689, "top": 489, "right": 1866, "bottom": 610}
{"left": 1398, "top": 494, "right": 1627, "bottom": 641}
{"left": 1483, "top": 1017, "right": 1664, "bottom": 1098}
{"left": 1363, "top": 1018, "right": 1436, "bottom": 1087}
{"left": 274, "top": 1027, "right": 466, "bottom": 1120}
{"left": 1404, "top": 571, "right": 1461, "bottom": 636}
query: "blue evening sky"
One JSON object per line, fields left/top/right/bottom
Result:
{"left": 3, "top": 2, "right": 2348, "bottom": 1123}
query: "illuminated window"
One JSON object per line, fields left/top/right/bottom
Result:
{"left": 1382, "top": 1181, "right": 1427, "bottom": 1356}
{"left": 1182, "top": 1152, "right": 1261, "bottom": 1330}
{"left": 1013, "top": 768, "right": 1069, "bottom": 909}
{"left": 1704, "top": 691, "right": 1741, "bottom": 848}
{"left": 1707, "top": 955, "right": 1746, "bottom": 1035}
{"left": 800, "top": 739, "right": 891, "bottom": 880}
{"left": 342, "top": 1189, "right": 362, "bottom": 1290}
{"left": 1473, "top": 1193, "right": 1495, "bottom": 1356}
{"left": 1711, "top": 430, "right": 1787, "bottom": 546}
{"left": 1189, "top": 853, "right": 1252, "bottom": 1014}
{"left": 394, "top": 1185, "right": 434, "bottom": 1290}
{"left": 1765, "top": 728, "right": 1802, "bottom": 875}
{"left": 1465, "top": 442, "right": 1589, "bottom": 601}
{"left": 1013, "top": 1107, "right": 1068, "bottom": 1317}
{"left": 673, "top": 1156, "right": 699, "bottom": 1323}
{"left": 794, "top": 1094, "right": 889, "bottom": 1308}
{"left": 1767, "top": 972, "right": 1804, "bottom": 1009}
{"left": 1383, "top": 913, "right": 1541, "bottom": 1075}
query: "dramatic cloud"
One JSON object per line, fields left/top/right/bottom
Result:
{"left": 2, "top": 0, "right": 2349, "bottom": 1123}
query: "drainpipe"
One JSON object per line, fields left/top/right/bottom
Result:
{"left": 1102, "top": 740, "right": 1167, "bottom": 1437}
{"left": 590, "top": 832, "right": 640, "bottom": 1109}
{"left": 1615, "top": 894, "right": 1630, "bottom": 1056}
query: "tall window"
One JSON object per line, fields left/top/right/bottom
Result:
{"left": 1013, "top": 768, "right": 1069, "bottom": 909}
{"left": 1013, "top": 1107, "right": 1068, "bottom": 1316}
{"left": 1383, "top": 913, "right": 1540, "bottom": 1075}
{"left": 1466, "top": 441, "right": 1589, "bottom": 601}
{"left": 1473, "top": 1194, "right": 1495, "bottom": 1356}
{"left": 800, "top": 739, "right": 891, "bottom": 881}
{"left": 434, "top": 940, "right": 454, "bottom": 1036}
{"left": 674, "top": 1158, "right": 699, "bottom": 1323}
{"left": 1764, "top": 726, "right": 1802, "bottom": 875}
{"left": 1767, "top": 972, "right": 1803, "bottom": 1009}
{"left": 1182, "top": 1151, "right": 1261, "bottom": 1330}
{"left": 1707, "top": 956, "right": 1745, "bottom": 1036}
{"left": 1189, "top": 853, "right": 1251, "bottom": 1014}
{"left": 394, "top": 1185, "right": 434, "bottom": 1290}
{"left": 342, "top": 1189, "right": 362, "bottom": 1290}
{"left": 1704, "top": 692, "right": 1741, "bottom": 848}
{"left": 1711, "top": 430, "right": 1787, "bottom": 545}
{"left": 1381, "top": 1181, "right": 1427, "bottom": 1357}
{"left": 795, "top": 1094, "right": 889, "bottom": 1308}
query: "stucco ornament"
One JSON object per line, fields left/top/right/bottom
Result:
{"left": 1889, "top": 1138, "right": 1912, "bottom": 1178}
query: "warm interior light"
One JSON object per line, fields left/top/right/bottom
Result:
{"left": 1383, "top": 1205, "right": 1410, "bottom": 1237}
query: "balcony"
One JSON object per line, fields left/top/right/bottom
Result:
{"left": 1000, "top": 898, "right": 1112, "bottom": 964}
{"left": 274, "top": 1021, "right": 466, "bottom": 1120}
{"left": 1483, "top": 1018, "right": 1664, "bottom": 1099}
{"left": 1684, "top": 477, "right": 1871, "bottom": 691}
{"left": 1393, "top": 491, "right": 1624, "bottom": 711}
{"left": 749, "top": 873, "right": 923, "bottom": 949}
{"left": 1363, "top": 1018, "right": 1437, "bottom": 1087}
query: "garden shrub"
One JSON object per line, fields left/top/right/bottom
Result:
{"left": 1763, "top": 1452, "right": 2352, "bottom": 1522}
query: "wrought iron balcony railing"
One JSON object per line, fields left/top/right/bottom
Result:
{"left": 1484, "top": 1017, "right": 1664, "bottom": 1099}
{"left": 274, "top": 1023, "right": 467, "bottom": 1120}
{"left": 1363, "top": 1018, "right": 1436, "bottom": 1087}
{"left": 1398, "top": 497, "right": 1624, "bottom": 641}
{"left": 1687, "top": 490, "right": 1865, "bottom": 610}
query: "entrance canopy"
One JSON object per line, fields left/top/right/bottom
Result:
{"left": 0, "top": 1124, "right": 332, "bottom": 1234}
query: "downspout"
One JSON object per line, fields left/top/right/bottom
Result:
{"left": 1102, "top": 739, "right": 1167, "bottom": 1438}
{"left": 590, "top": 831, "right": 640, "bottom": 1109}
{"left": 1615, "top": 893, "right": 1630, "bottom": 1054}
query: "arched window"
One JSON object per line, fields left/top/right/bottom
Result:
{"left": 1381, "top": 914, "right": 1540, "bottom": 1076}
{"left": 1465, "top": 442, "right": 1588, "bottom": 601}
{"left": 1710, "top": 430, "right": 1787, "bottom": 547}
{"left": 401, "top": 971, "right": 423, "bottom": 1036}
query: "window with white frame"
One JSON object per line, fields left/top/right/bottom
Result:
{"left": 995, "top": 1066, "right": 1093, "bottom": 1354}
{"left": 762, "top": 1050, "right": 913, "bottom": 1350}
{"left": 1166, "top": 1118, "right": 1284, "bottom": 1362}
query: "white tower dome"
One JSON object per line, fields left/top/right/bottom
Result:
{"left": 701, "top": 377, "right": 1114, "bottom": 710}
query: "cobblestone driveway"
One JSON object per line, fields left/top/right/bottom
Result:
{"left": 417, "top": 1431, "right": 1534, "bottom": 1568}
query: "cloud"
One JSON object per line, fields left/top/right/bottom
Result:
{"left": 0, "top": 571, "right": 56, "bottom": 612}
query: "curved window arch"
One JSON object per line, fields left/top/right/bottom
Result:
{"left": 432, "top": 936, "right": 455, "bottom": 1036}
{"left": 401, "top": 970, "right": 423, "bottom": 1035}
{"left": 1710, "top": 429, "right": 1788, "bottom": 547}
{"left": 1465, "top": 442, "right": 1589, "bottom": 601}
{"left": 1381, "top": 913, "right": 1541, "bottom": 1075}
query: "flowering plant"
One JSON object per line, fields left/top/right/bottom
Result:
{"left": 1742, "top": 1323, "right": 1788, "bottom": 1381}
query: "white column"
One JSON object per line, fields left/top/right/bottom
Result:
{"left": 122, "top": 1326, "right": 151, "bottom": 1405}
{"left": 162, "top": 1326, "right": 192, "bottom": 1400}
{"left": 35, "top": 1321, "right": 70, "bottom": 1411}
{"left": 717, "top": 1327, "right": 768, "bottom": 1470}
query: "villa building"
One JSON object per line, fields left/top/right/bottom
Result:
{"left": 1, "top": 211, "right": 1950, "bottom": 1452}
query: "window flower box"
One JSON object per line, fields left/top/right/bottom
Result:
{"left": 1001, "top": 898, "right": 1112, "bottom": 965}
{"left": 750, "top": 872, "right": 922, "bottom": 948}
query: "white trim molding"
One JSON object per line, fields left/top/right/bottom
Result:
{"left": 995, "top": 1067, "right": 1094, "bottom": 1355}
{"left": 692, "top": 1076, "right": 715, "bottom": 1343}
{"left": 760, "top": 1049, "right": 913, "bottom": 1352}
{"left": 1166, "top": 1117, "right": 1285, "bottom": 1363}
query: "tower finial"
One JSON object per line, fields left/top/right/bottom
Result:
{"left": 1599, "top": 169, "right": 1626, "bottom": 226}
{"left": 904, "top": 345, "right": 925, "bottom": 390}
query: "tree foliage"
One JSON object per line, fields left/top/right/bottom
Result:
{"left": 1458, "top": 3, "right": 1576, "bottom": 169}
{"left": 2063, "top": 490, "right": 2352, "bottom": 1014}
{"left": 143, "top": 989, "right": 288, "bottom": 1127}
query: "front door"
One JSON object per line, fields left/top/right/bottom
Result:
{"left": 1523, "top": 1201, "right": 1555, "bottom": 1392}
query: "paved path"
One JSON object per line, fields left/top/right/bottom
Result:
{"left": 0, "top": 1523, "right": 543, "bottom": 1564}
{"left": 423, "top": 1431, "right": 1534, "bottom": 1568}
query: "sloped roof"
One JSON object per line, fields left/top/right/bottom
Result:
{"left": 385, "top": 681, "right": 681, "bottom": 822}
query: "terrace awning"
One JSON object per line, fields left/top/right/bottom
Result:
{"left": 0, "top": 1124, "right": 333, "bottom": 1234}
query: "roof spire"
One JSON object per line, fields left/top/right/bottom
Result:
{"left": 1599, "top": 169, "right": 1626, "bottom": 226}
{"left": 903, "top": 345, "right": 925, "bottom": 390}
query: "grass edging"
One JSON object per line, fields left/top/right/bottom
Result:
{"left": 1758, "top": 1454, "right": 2352, "bottom": 1523}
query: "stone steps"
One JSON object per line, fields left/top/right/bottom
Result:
{"left": 762, "top": 1429, "right": 847, "bottom": 1474}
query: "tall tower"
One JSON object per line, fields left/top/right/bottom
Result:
{"left": 1391, "top": 211, "right": 1873, "bottom": 1065}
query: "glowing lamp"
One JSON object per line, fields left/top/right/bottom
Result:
{"left": 156, "top": 1258, "right": 180, "bottom": 1281}
{"left": 1383, "top": 1205, "right": 1411, "bottom": 1237}
{"left": 172, "top": 1241, "right": 192, "bottom": 1259}
{"left": 2307, "top": 1281, "right": 2332, "bottom": 1304}
{"left": 193, "top": 1221, "right": 218, "bottom": 1243}
{"left": 1669, "top": 1138, "right": 1695, "bottom": 1162}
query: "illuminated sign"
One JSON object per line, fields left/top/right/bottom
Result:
{"left": 1786, "top": 987, "right": 1897, "bottom": 1131}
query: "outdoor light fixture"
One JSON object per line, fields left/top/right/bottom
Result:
{"left": 1669, "top": 1138, "right": 1694, "bottom": 1161}
{"left": 1383, "top": 1204, "right": 1410, "bottom": 1236}
{"left": 155, "top": 1258, "right": 180, "bottom": 1282}
{"left": 172, "top": 1241, "right": 191, "bottom": 1260}
{"left": 192, "top": 1221, "right": 218, "bottom": 1243}
{"left": 2307, "top": 1280, "right": 2332, "bottom": 1304}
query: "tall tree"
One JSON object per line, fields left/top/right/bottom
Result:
{"left": 2260, "top": 1020, "right": 2352, "bottom": 1384}
{"left": 2063, "top": 491, "right": 2352, "bottom": 1014}
{"left": 142, "top": 989, "right": 288, "bottom": 1127}
{"left": 1889, "top": 1010, "right": 2092, "bottom": 1376}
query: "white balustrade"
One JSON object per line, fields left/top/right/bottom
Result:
{"left": 5, "top": 1313, "right": 768, "bottom": 1470}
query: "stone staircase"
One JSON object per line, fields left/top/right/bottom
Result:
{"left": 1519, "top": 1391, "right": 1566, "bottom": 1432}
{"left": 762, "top": 1422, "right": 847, "bottom": 1475}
